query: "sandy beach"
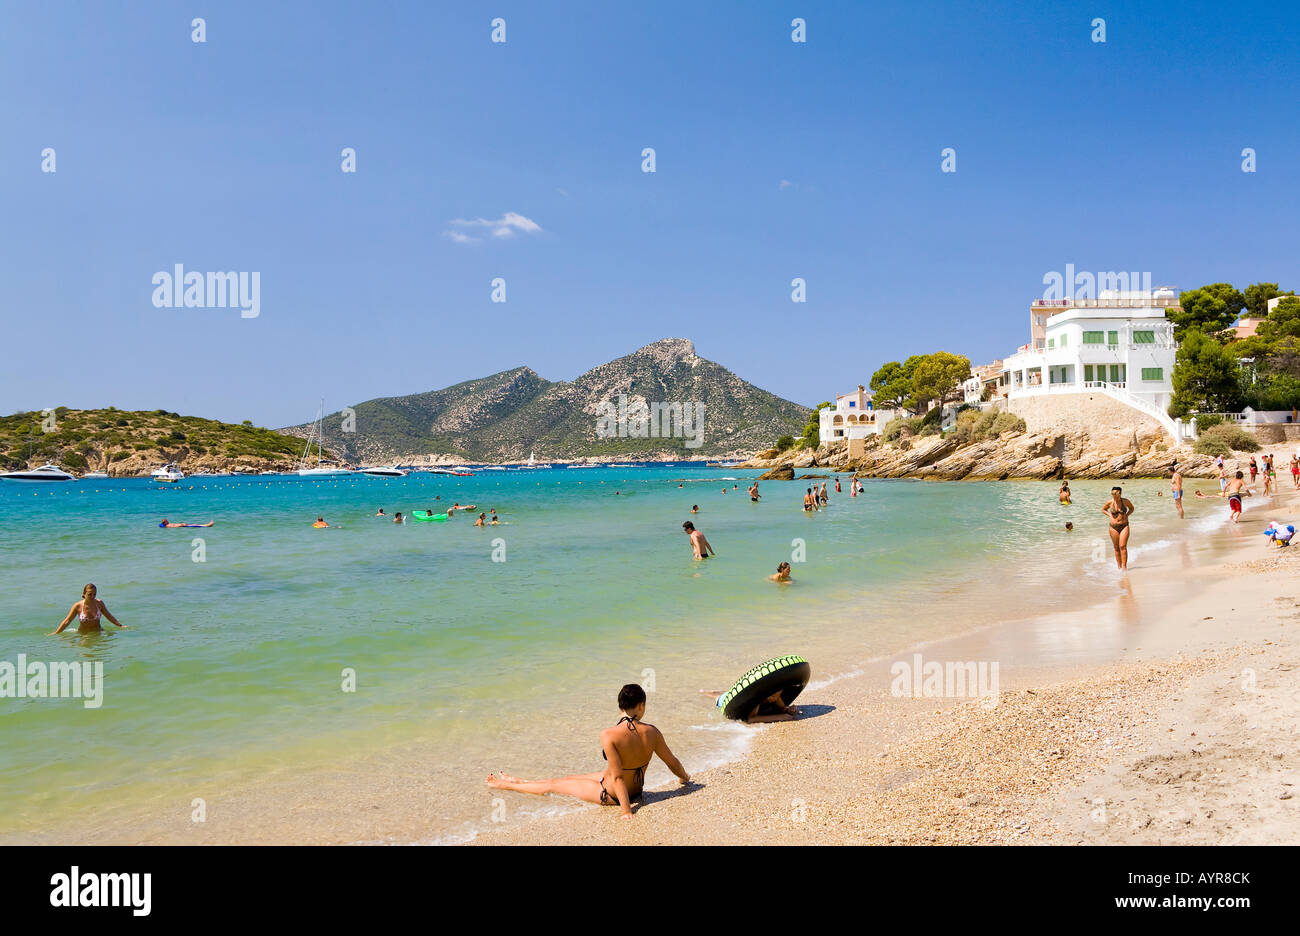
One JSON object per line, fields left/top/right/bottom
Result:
{"left": 469, "top": 470, "right": 1300, "bottom": 847}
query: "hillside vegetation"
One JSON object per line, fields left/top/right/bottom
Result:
{"left": 0, "top": 407, "right": 320, "bottom": 474}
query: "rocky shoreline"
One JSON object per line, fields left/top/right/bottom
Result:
{"left": 741, "top": 431, "right": 1239, "bottom": 481}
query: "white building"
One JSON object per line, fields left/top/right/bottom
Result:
{"left": 819, "top": 385, "right": 898, "bottom": 442}
{"left": 1002, "top": 289, "right": 1194, "bottom": 441}
{"left": 1004, "top": 292, "right": 1178, "bottom": 412}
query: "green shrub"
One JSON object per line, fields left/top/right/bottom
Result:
{"left": 1195, "top": 423, "right": 1260, "bottom": 453}
{"left": 882, "top": 416, "right": 921, "bottom": 442}
{"left": 989, "top": 412, "right": 1026, "bottom": 436}
{"left": 1193, "top": 436, "right": 1231, "bottom": 457}
{"left": 1193, "top": 413, "right": 1223, "bottom": 431}
{"left": 109, "top": 451, "right": 129, "bottom": 462}
{"left": 61, "top": 451, "right": 87, "bottom": 469}
{"left": 776, "top": 435, "right": 795, "bottom": 451}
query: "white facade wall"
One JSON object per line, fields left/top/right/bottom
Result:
{"left": 1004, "top": 308, "right": 1176, "bottom": 412}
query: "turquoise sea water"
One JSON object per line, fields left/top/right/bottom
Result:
{"left": 0, "top": 466, "right": 1208, "bottom": 842}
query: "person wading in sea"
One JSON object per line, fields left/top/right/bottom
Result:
{"left": 682, "top": 521, "right": 714, "bottom": 559}
{"left": 1170, "top": 463, "right": 1184, "bottom": 519}
{"left": 1101, "top": 486, "right": 1135, "bottom": 571}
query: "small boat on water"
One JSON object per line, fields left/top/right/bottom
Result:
{"left": 0, "top": 463, "right": 76, "bottom": 483}
{"left": 521, "top": 451, "right": 552, "bottom": 469}
{"left": 426, "top": 467, "right": 474, "bottom": 476}
{"left": 361, "top": 465, "right": 408, "bottom": 477}
{"left": 151, "top": 463, "right": 185, "bottom": 482}
{"left": 706, "top": 461, "right": 743, "bottom": 468}
{"left": 297, "top": 401, "right": 353, "bottom": 477}
{"left": 81, "top": 471, "right": 109, "bottom": 479}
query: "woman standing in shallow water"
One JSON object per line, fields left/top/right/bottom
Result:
{"left": 486, "top": 684, "right": 691, "bottom": 820}
{"left": 1101, "top": 486, "right": 1135, "bottom": 571}
{"left": 51, "top": 584, "right": 126, "bottom": 635}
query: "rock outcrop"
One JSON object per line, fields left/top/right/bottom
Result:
{"left": 741, "top": 430, "right": 1240, "bottom": 481}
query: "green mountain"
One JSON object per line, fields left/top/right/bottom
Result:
{"left": 281, "top": 338, "right": 810, "bottom": 462}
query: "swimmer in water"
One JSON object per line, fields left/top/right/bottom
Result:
{"left": 698, "top": 688, "right": 801, "bottom": 722}
{"left": 51, "top": 583, "right": 126, "bottom": 635}
{"left": 691, "top": 504, "right": 699, "bottom": 514}
{"left": 682, "top": 520, "right": 714, "bottom": 559}
{"left": 769, "top": 561, "right": 792, "bottom": 582}
{"left": 313, "top": 517, "right": 328, "bottom": 528}
{"left": 486, "top": 684, "right": 691, "bottom": 820}
{"left": 749, "top": 481, "right": 760, "bottom": 502}
{"left": 475, "top": 513, "right": 486, "bottom": 526}
{"left": 394, "top": 512, "right": 404, "bottom": 523}
{"left": 1065, "top": 522, "right": 1073, "bottom": 532}
{"left": 1059, "top": 481, "right": 1071, "bottom": 505}
{"left": 159, "top": 519, "right": 214, "bottom": 528}
{"left": 376, "top": 508, "right": 386, "bottom": 517}
{"left": 803, "top": 488, "right": 818, "bottom": 512}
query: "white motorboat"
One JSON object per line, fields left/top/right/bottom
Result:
{"left": 81, "top": 471, "right": 110, "bottom": 479}
{"left": 361, "top": 465, "right": 408, "bottom": 477}
{"left": 296, "top": 401, "right": 353, "bottom": 476}
{"left": 151, "top": 463, "right": 185, "bottom": 482}
{"left": 521, "top": 451, "right": 553, "bottom": 469}
{"left": 0, "top": 463, "right": 76, "bottom": 482}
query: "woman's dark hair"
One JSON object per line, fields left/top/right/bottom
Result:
{"left": 618, "top": 684, "right": 647, "bottom": 711}
{"left": 682, "top": 521, "right": 694, "bottom": 531}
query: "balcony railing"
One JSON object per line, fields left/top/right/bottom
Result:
{"left": 1032, "top": 297, "right": 1180, "bottom": 309}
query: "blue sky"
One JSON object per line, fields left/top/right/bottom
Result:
{"left": 2, "top": 0, "right": 1298, "bottom": 427}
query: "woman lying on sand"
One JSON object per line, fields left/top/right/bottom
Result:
{"left": 486, "top": 684, "right": 691, "bottom": 820}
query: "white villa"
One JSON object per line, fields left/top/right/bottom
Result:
{"left": 1002, "top": 289, "right": 1192, "bottom": 439}
{"left": 819, "top": 385, "right": 899, "bottom": 443}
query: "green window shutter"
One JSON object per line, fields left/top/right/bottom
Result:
{"left": 1048, "top": 338, "right": 1055, "bottom": 349}
{"left": 1059, "top": 334, "right": 1068, "bottom": 347}
{"left": 1083, "top": 331, "right": 1104, "bottom": 344}
{"left": 1109, "top": 365, "right": 1122, "bottom": 382}
{"left": 1107, "top": 330, "right": 1119, "bottom": 346}
{"left": 1134, "top": 330, "right": 1155, "bottom": 344}
{"left": 1084, "top": 365, "right": 1094, "bottom": 381}
{"left": 1141, "top": 367, "right": 1163, "bottom": 381}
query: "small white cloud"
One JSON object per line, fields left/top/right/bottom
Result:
{"left": 446, "top": 211, "right": 543, "bottom": 243}
{"left": 779, "top": 179, "right": 795, "bottom": 190}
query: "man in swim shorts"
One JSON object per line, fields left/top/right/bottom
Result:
{"left": 1170, "top": 463, "right": 1184, "bottom": 519}
{"left": 1225, "top": 471, "right": 1248, "bottom": 522}
{"left": 682, "top": 521, "right": 714, "bottom": 559}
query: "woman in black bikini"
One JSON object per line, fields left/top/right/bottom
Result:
{"left": 1101, "top": 486, "right": 1135, "bottom": 570}
{"left": 486, "top": 684, "right": 691, "bottom": 820}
